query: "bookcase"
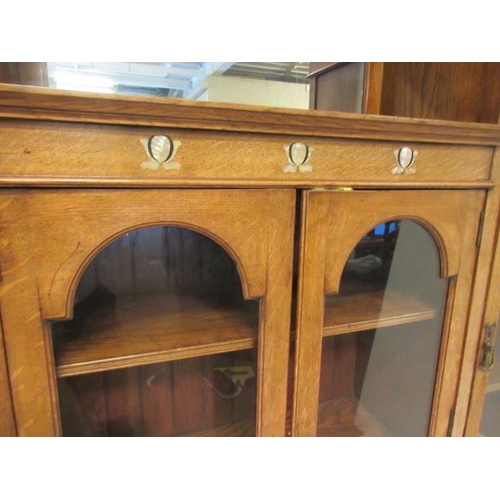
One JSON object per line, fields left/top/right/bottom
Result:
{"left": 0, "top": 84, "right": 499, "bottom": 436}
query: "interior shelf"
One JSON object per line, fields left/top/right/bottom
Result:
{"left": 52, "top": 294, "right": 258, "bottom": 378}
{"left": 316, "top": 396, "right": 393, "bottom": 437}
{"left": 323, "top": 287, "right": 435, "bottom": 337}
{"left": 181, "top": 418, "right": 255, "bottom": 437}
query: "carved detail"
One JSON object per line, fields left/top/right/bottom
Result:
{"left": 392, "top": 146, "right": 418, "bottom": 175}
{"left": 140, "top": 135, "right": 182, "bottom": 170}
{"left": 283, "top": 142, "right": 314, "bottom": 173}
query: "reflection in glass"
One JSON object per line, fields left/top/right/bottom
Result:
{"left": 52, "top": 226, "right": 258, "bottom": 436}
{"left": 479, "top": 323, "right": 500, "bottom": 436}
{"left": 318, "top": 220, "right": 449, "bottom": 436}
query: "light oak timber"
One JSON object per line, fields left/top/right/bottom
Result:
{"left": 0, "top": 84, "right": 499, "bottom": 145}
{"left": 461, "top": 150, "right": 500, "bottom": 435}
{"left": 0, "top": 319, "right": 16, "bottom": 436}
{"left": 256, "top": 188, "right": 295, "bottom": 437}
{"left": 1, "top": 187, "right": 295, "bottom": 436}
{"left": 325, "top": 190, "right": 483, "bottom": 437}
{"left": 0, "top": 119, "right": 493, "bottom": 188}
{"left": 291, "top": 192, "right": 329, "bottom": 436}
{"left": 323, "top": 289, "right": 435, "bottom": 336}
{"left": 0, "top": 194, "right": 58, "bottom": 436}
{"left": 0, "top": 177, "right": 495, "bottom": 190}
{"left": 429, "top": 191, "right": 484, "bottom": 436}
{"left": 20, "top": 189, "right": 272, "bottom": 320}
{"left": 53, "top": 294, "right": 258, "bottom": 377}
{"left": 458, "top": 149, "right": 500, "bottom": 436}
{"left": 292, "top": 189, "right": 480, "bottom": 437}
{"left": 1, "top": 84, "right": 499, "bottom": 437}
{"left": 323, "top": 191, "right": 473, "bottom": 295}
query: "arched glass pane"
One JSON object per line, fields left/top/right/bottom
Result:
{"left": 318, "top": 220, "right": 448, "bottom": 436}
{"left": 52, "top": 226, "right": 259, "bottom": 436}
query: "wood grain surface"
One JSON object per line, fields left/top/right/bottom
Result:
{"left": 0, "top": 84, "right": 498, "bottom": 145}
{"left": 0, "top": 319, "right": 16, "bottom": 435}
{"left": 0, "top": 119, "right": 494, "bottom": 188}
{"left": 19, "top": 189, "right": 273, "bottom": 320}
{"left": 292, "top": 189, "right": 484, "bottom": 436}
{"left": 323, "top": 289, "right": 435, "bottom": 336}
{"left": 460, "top": 149, "right": 500, "bottom": 435}
{"left": 53, "top": 294, "right": 258, "bottom": 377}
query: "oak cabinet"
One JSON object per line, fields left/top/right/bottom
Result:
{"left": 0, "top": 84, "right": 499, "bottom": 436}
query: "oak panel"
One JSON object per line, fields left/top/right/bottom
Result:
{"left": 322, "top": 190, "right": 473, "bottom": 294}
{"left": 0, "top": 120, "right": 493, "bottom": 187}
{"left": 460, "top": 150, "right": 500, "bottom": 435}
{"left": 0, "top": 194, "right": 58, "bottom": 436}
{"left": 1, "top": 84, "right": 499, "bottom": 145}
{"left": 21, "top": 189, "right": 273, "bottom": 320}
{"left": 292, "top": 189, "right": 481, "bottom": 436}
{"left": 0, "top": 319, "right": 16, "bottom": 436}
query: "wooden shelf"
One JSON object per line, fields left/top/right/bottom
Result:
{"left": 181, "top": 418, "right": 255, "bottom": 437}
{"left": 317, "top": 397, "right": 364, "bottom": 437}
{"left": 317, "top": 396, "right": 393, "bottom": 437}
{"left": 323, "top": 288, "right": 435, "bottom": 337}
{"left": 53, "top": 294, "right": 258, "bottom": 378}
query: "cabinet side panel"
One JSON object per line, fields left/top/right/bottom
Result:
{"left": 0, "top": 192, "right": 58, "bottom": 436}
{"left": 0, "top": 317, "right": 16, "bottom": 436}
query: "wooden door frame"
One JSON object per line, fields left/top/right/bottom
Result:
{"left": 0, "top": 188, "right": 296, "bottom": 436}
{"left": 291, "top": 189, "right": 484, "bottom": 436}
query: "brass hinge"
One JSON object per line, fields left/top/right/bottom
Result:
{"left": 447, "top": 407, "right": 456, "bottom": 437}
{"left": 476, "top": 211, "right": 485, "bottom": 248}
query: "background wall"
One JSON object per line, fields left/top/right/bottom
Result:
{"left": 193, "top": 75, "right": 310, "bottom": 109}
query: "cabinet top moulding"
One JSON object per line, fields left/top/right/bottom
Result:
{"left": 0, "top": 84, "right": 499, "bottom": 146}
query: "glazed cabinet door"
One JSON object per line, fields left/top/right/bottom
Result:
{"left": 0, "top": 189, "right": 295, "bottom": 436}
{"left": 292, "top": 189, "right": 485, "bottom": 436}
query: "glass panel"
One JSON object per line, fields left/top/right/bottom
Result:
{"left": 318, "top": 220, "right": 449, "bottom": 436}
{"left": 479, "top": 322, "right": 500, "bottom": 436}
{"left": 51, "top": 226, "right": 258, "bottom": 436}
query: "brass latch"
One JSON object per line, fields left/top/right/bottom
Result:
{"left": 480, "top": 323, "right": 496, "bottom": 371}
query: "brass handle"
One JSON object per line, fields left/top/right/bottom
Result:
{"left": 480, "top": 323, "right": 496, "bottom": 371}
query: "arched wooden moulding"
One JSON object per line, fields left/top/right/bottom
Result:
{"left": 40, "top": 219, "right": 266, "bottom": 321}
{"left": 68, "top": 221, "right": 255, "bottom": 314}
{"left": 321, "top": 191, "right": 468, "bottom": 295}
